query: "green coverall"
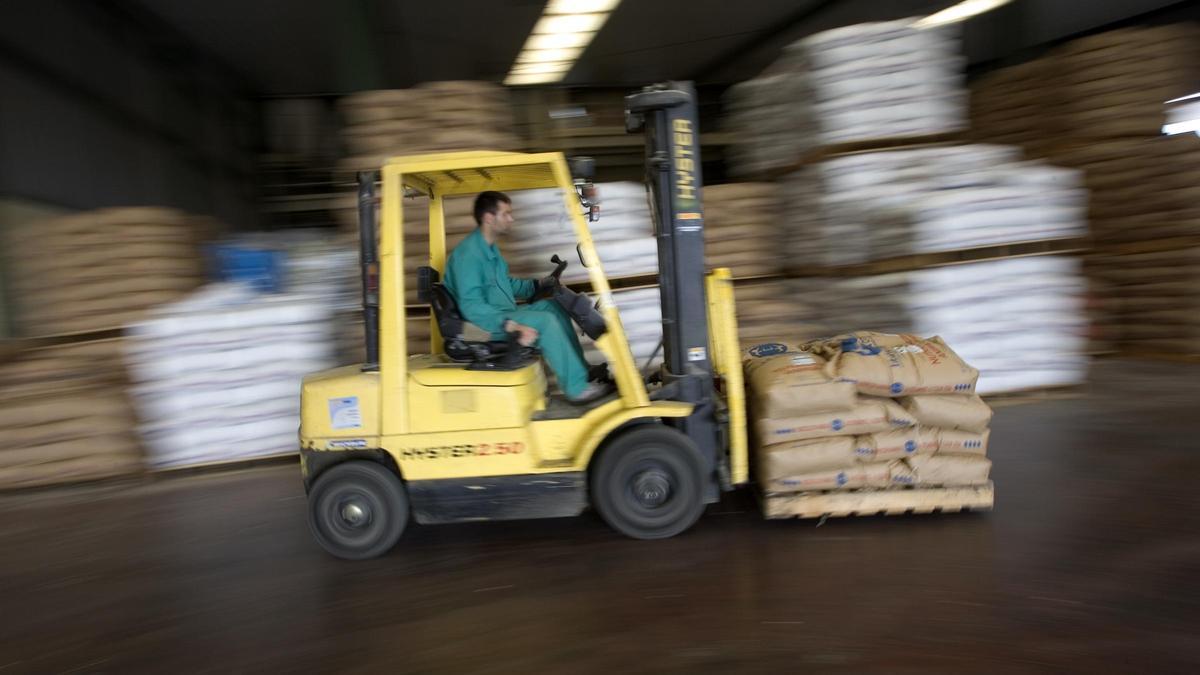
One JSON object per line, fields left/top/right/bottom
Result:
{"left": 442, "top": 228, "right": 590, "bottom": 398}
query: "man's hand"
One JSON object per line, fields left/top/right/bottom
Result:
{"left": 504, "top": 320, "right": 539, "bottom": 347}
{"left": 536, "top": 275, "right": 559, "bottom": 296}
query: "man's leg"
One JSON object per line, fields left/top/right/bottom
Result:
{"left": 510, "top": 303, "right": 590, "bottom": 398}
{"left": 529, "top": 299, "right": 588, "bottom": 362}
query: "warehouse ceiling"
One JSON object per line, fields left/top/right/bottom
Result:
{"left": 131, "top": 0, "right": 1193, "bottom": 96}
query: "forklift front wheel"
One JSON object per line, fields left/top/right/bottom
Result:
{"left": 591, "top": 426, "right": 705, "bottom": 540}
{"left": 308, "top": 461, "right": 408, "bottom": 560}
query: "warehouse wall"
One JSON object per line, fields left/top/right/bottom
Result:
{"left": 0, "top": 2, "right": 261, "bottom": 229}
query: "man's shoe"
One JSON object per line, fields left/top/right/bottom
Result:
{"left": 566, "top": 381, "right": 614, "bottom": 405}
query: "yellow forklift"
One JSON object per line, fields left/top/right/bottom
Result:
{"left": 299, "top": 82, "right": 750, "bottom": 559}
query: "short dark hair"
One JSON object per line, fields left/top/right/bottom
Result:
{"left": 473, "top": 191, "right": 511, "bottom": 226}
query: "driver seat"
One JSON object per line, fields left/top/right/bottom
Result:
{"left": 417, "top": 266, "right": 537, "bottom": 371}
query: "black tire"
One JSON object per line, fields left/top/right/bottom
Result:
{"left": 590, "top": 425, "right": 707, "bottom": 540}
{"left": 308, "top": 461, "right": 408, "bottom": 560}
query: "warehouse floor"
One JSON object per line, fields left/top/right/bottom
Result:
{"left": 1, "top": 359, "right": 1197, "bottom": 673}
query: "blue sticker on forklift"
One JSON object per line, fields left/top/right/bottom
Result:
{"left": 329, "top": 397, "right": 362, "bottom": 430}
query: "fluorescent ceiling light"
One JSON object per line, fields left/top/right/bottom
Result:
{"left": 532, "top": 13, "right": 607, "bottom": 35}
{"left": 1163, "top": 91, "right": 1200, "bottom": 136}
{"left": 510, "top": 62, "right": 573, "bottom": 75}
{"left": 505, "top": 0, "right": 622, "bottom": 86}
{"left": 506, "top": 73, "right": 563, "bottom": 86}
{"left": 516, "top": 48, "right": 584, "bottom": 63}
{"left": 913, "top": 0, "right": 1013, "bottom": 29}
{"left": 545, "top": 0, "right": 621, "bottom": 13}
{"left": 523, "top": 32, "right": 596, "bottom": 50}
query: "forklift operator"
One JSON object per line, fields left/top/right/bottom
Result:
{"left": 443, "top": 191, "right": 613, "bottom": 404}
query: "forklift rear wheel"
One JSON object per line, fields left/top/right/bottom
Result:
{"left": 591, "top": 426, "right": 705, "bottom": 540}
{"left": 308, "top": 461, "right": 408, "bottom": 560}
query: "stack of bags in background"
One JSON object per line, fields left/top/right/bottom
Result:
{"left": 3, "top": 207, "right": 210, "bottom": 336}
{"left": 819, "top": 257, "right": 1090, "bottom": 394}
{"left": 0, "top": 341, "right": 141, "bottom": 489}
{"left": 727, "top": 19, "right": 966, "bottom": 177}
{"left": 1052, "top": 137, "right": 1200, "bottom": 245}
{"left": 780, "top": 145, "right": 1088, "bottom": 268}
{"left": 703, "top": 183, "right": 786, "bottom": 278}
{"left": 338, "top": 81, "right": 521, "bottom": 173}
{"left": 734, "top": 281, "right": 827, "bottom": 348}
{"left": 503, "top": 182, "right": 657, "bottom": 283}
{"left": 1091, "top": 246, "right": 1200, "bottom": 354}
{"left": 125, "top": 284, "right": 336, "bottom": 469}
{"left": 724, "top": 71, "right": 812, "bottom": 178}
{"left": 971, "top": 25, "right": 1200, "bottom": 151}
{"left": 747, "top": 334, "right": 992, "bottom": 494}
{"left": 969, "top": 23, "right": 1200, "bottom": 360}
{"left": 587, "top": 287, "right": 663, "bottom": 374}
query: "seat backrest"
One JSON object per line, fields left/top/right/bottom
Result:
{"left": 430, "top": 283, "right": 465, "bottom": 339}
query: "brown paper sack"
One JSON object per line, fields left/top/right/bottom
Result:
{"left": 908, "top": 454, "right": 992, "bottom": 486}
{"left": 812, "top": 332, "right": 979, "bottom": 397}
{"left": 759, "top": 459, "right": 916, "bottom": 493}
{"left": 756, "top": 397, "right": 915, "bottom": 445}
{"left": 742, "top": 342, "right": 858, "bottom": 416}
{"left": 901, "top": 394, "right": 993, "bottom": 432}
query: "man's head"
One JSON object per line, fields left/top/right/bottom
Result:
{"left": 474, "top": 191, "right": 514, "bottom": 238}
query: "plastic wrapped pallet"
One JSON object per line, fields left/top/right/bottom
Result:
{"left": 0, "top": 341, "right": 142, "bottom": 489}
{"left": 501, "top": 182, "right": 657, "bottom": 284}
{"left": 820, "top": 258, "right": 1091, "bottom": 393}
{"left": 780, "top": 145, "right": 1086, "bottom": 268}
{"left": 728, "top": 19, "right": 966, "bottom": 175}
{"left": 4, "top": 207, "right": 208, "bottom": 336}
{"left": 125, "top": 284, "right": 336, "bottom": 468}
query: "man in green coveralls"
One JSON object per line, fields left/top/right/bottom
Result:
{"left": 443, "top": 191, "right": 613, "bottom": 404}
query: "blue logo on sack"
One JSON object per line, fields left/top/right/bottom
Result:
{"left": 904, "top": 440, "right": 916, "bottom": 453}
{"left": 840, "top": 336, "right": 881, "bottom": 356}
{"left": 891, "top": 383, "right": 904, "bottom": 394}
{"left": 749, "top": 342, "right": 788, "bottom": 358}
{"left": 955, "top": 383, "right": 971, "bottom": 391}
{"left": 836, "top": 472, "right": 848, "bottom": 486}
{"left": 831, "top": 419, "right": 844, "bottom": 431}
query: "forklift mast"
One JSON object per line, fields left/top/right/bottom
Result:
{"left": 625, "top": 82, "right": 723, "bottom": 471}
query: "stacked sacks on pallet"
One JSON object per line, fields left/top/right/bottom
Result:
{"left": 338, "top": 82, "right": 522, "bottom": 173}
{"left": 748, "top": 334, "right": 992, "bottom": 494}
{"left": 4, "top": 207, "right": 209, "bottom": 336}
{"left": 0, "top": 340, "right": 142, "bottom": 489}
{"left": 1091, "top": 246, "right": 1200, "bottom": 354}
{"left": 703, "top": 183, "right": 785, "bottom": 278}
{"left": 125, "top": 284, "right": 336, "bottom": 468}
{"left": 727, "top": 19, "right": 966, "bottom": 176}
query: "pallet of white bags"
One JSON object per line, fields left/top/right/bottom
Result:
{"left": 760, "top": 482, "right": 994, "bottom": 520}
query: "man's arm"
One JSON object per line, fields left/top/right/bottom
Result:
{"left": 510, "top": 276, "right": 536, "bottom": 301}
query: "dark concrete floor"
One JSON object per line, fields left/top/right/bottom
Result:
{"left": 2, "top": 360, "right": 1198, "bottom": 674}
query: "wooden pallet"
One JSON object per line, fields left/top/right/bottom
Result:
{"left": 761, "top": 482, "right": 994, "bottom": 520}
{"left": 763, "top": 131, "right": 966, "bottom": 179}
{"left": 787, "top": 237, "right": 1090, "bottom": 278}
{"left": 983, "top": 385, "right": 1085, "bottom": 408}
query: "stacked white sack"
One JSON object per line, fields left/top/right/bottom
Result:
{"left": 125, "top": 284, "right": 336, "bottom": 468}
